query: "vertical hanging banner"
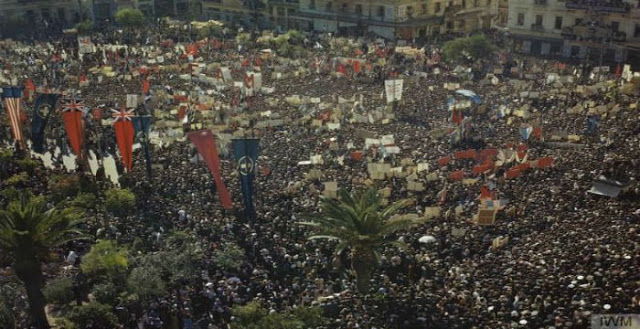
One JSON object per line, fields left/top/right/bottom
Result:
{"left": 188, "top": 130, "right": 233, "bottom": 210}
{"left": 385, "top": 79, "right": 404, "bottom": 103}
{"left": 31, "top": 93, "right": 60, "bottom": 153}
{"left": 132, "top": 115, "right": 153, "bottom": 178}
{"left": 77, "top": 36, "right": 95, "bottom": 54}
{"left": 61, "top": 98, "right": 86, "bottom": 157}
{"left": 142, "top": 79, "right": 150, "bottom": 95}
{"left": 1, "top": 87, "right": 24, "bottom": 143}
{"left": 111, "top": 108, "right": 135, "bottom": 172}
{"left": 232, "top": 138, "right": 260, "bottom": 219}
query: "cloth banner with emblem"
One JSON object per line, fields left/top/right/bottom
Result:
{"left": 232, "top": 138, "right": 260, "bottom": 219}
{"left": 31, "top": 93, "right": 60, "bottom": 153}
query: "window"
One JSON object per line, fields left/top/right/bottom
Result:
{"left": 474, "top": 0, "right": 479, "bottom": 6}
{"left": 435, "top": 2, "right": 441, "bottom": 12}
{"left": 575, "top": 18, "right": 582, "bottom": 25}
{"left": 635, "top": 24, "right": 640, "bottom": 37}
{"left": 341, "top": 3, "right": 347, "bottom": 12}
{"left": 462, "top": 0, "right": 466, "bottom": 7}
{"left": 309, "top": 0, "right": 315, "bottom": 9}
{"left": 355, "top": 4, "right": 362, "bottom": 14}
{"left": 487, "top": 0, "right": 492, "bottom": 5}
{"left": 611, "top": 21, "right": 619, "bottom": 32}
{"left": 554, "top": 16, "right": 562, "bottom": 29}
{"left": 377, "top": 6, "right": 385, "bottom": 17}
{"left": 422, "top": 3, "right": 427, "bottom": 13}
{"left": 517, "top": 13, "right": 524, "bottom": 26}
{"left": 326, "top": 1, "right": 332, "bottom": 11}
{"left": 535, "top": 15, "right": 543, "bottom": 25}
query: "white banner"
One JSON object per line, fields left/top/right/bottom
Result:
{"left": 385, "top": 79, "right": 403, "bottom": 103}
{"left": 78, "top": 36, "right": 95, "bottom": 54}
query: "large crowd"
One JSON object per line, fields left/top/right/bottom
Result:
{"left": 2, "top": 22, "right": 640, "bottom": 329}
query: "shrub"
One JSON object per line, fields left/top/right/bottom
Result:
{"left": 48, "top": 175, "right": 81, "bottom": 202}
{"left": 43, "top": 277, "right": 74, "bottom": 306}
{"left": 68, "top": 303, "right": 118, "bottom": 329}
{"left": 213, "top": 242, "right": 245, "bottom": 270}
{"left": 80, "top": 240, "right": 128, "bottom": 278}
{"left": 70, "top": 192, "right": 97, "bottom": 211}
{"left": 5, "top": 172, "right": 28, "bottom": 186}
{"left": 91, "top": 282, "right": 118, "bottom": 305}
{"left": 127, "top": 266, "right": 166, "bottom": 300}
{"left": 15, "top": 158, "right": 37, "bottom": 174}
{"left": 442, "top": 34, "right": 494, "bottom": 62}
{"left": 75, "top": 20, "right": 93, "bottom": 34}
{"left": 104, "top": 188, "right": 135, "bottom": 218}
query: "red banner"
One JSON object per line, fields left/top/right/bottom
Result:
{"left": 114, "top": 119, "right": 134, "bottom": 172}
{"left": 437, "top": 156, "right": 451, "bottom": 167}
{"left": 188, "top": 130, "right": 233, "bottom": 210}
{"left": 454, "top": 149, "right": 477, "bottom": 159}
{"left": 480, "top": 148, "right": 499, "bottom": 158}
{"left": 505, "top": 168, "right": 521, "bottom": 179}
{"left": 449, "top": 170, "right": 465, "bottom": 180}
{"left": 350, "top": 151, "right": 364, "bottom": 160}
{"left": 472, "top": 164, "right": 492, "bottom": 175}
{"left": 62, "top": 110, "right": 85, "bottom": 157}
{"left": 142, "top": 79, "right": 150, "bottom": 95}
{"left": 537, "top": 156, "right": 554, "bottom": 168}
{"left": 480, "top": 186, "right": 493, "bottom": 200}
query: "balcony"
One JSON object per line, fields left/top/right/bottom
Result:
{"left": 531, "top": 24, "right": 544, "bottom": 32}
{"left": 565, "top": 0, "right": 630, "bottom": 13}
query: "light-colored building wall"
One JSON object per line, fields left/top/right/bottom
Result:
{"left": 0, "top": 0, "right": 86, "bottom": 25}
{"left": 507, "top": 0, "right": 640, "bottom": 62}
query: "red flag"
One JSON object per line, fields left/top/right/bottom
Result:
{"left": 337, "top": 63, "right": 346, "bottom": 75}
{"left": 505, "top": 168, "right": 521, "bottom": 179}
{"left": 112, "top": 108, "right": 135, "bottom": 172}
{"left": 350, "top": 151, "right": 364, "bottom": 160}
{"left": 25, "top": 79, "right": 36, "bottom": 99}
{"left": 472, "top": 164, "right": 491, "bottom": 175}
{"left": 61, "top": 98, "right": 86, "bottom": 157}
{"left": 186, "top": 43, "right": 199, "bottom": 57}
{"left": 142, "top": 79, "right": 150, "bottom": 95}
{"left": 188, "top": 130, "right": 233, "bottom": 209}
{"left": 244, "top": 73, "right": 254, "bottom": 88}
{"left": 354, "top": 61, "right": 361, "bottom": 73}
{"left": 451, "top": 109, "right": 462, "bottom": 125}
{"left": 92, "top": 108, "right": 103, "bottom": 121}
{"left": 480, "top": 186, "right": 493, "bottom": 200}
{"left": 616, "top": 63, "right": 621, "bottom": 76}
{"left": 480, "top": 148, "right": 499, "bottom": 158}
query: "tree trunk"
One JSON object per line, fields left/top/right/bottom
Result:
{"left": 14, "top": 259, "right": 50, "bottom": 329}
{"left": 351, "top": 248, "right": 375, "bottom": 295}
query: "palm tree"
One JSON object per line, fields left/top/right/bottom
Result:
{"left": 0, "top": 194, "right": 89, "bottom": 328}
{"left": 299, "top": 188, "right": 423, "bottom": 294}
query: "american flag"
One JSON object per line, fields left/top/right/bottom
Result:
{"left": 61, "top": 98, "right": 85, "bottom": 112}
{"left": 1, "top": 87, "right": 24, "bottom": 142}
{"left": 111, "top": 107, "right": 134, "bottom": 123}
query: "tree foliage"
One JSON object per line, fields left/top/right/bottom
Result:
{"left": 75, "top": 20, "right": 94, "bottom": 34}
{"left": 68, "top": 302, "right": 118, "bottom": 329}
{"left": 442, "top": 34, "right": 494, "bottom": 63}
{"left": 48, "top": 175, "right": 81, "bottom": 202}
{"left": 43, "top": 277, "right": 74, "bottom": 306}
{"left": 104, "top": 188, "right": 135, "bottom": 218}
{"left": 80, "top": 240, "right": 128, "bottom": 278}
{"left": 213, "top": 242, "right": 245, "bottom": 271}
{"left": 115, "top": 8, "right": 145, "bottom": 28}
{"left": 231, "top": 302, "right": 326, "bottom": 329}
{"left": 299, "top": 188, "right": 423, "bottom": 294}
{"left": 126, "top": 266, "right": 166, "bottom": 300}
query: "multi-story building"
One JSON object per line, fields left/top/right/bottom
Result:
{"left": 0, "top": 0, "right": 87, "bottom": 26}
{"left": 508, "top": 0, "right": 640, "bottom": 63}
{"left": 201, "top": 0, "right": 261, "bottom": 27}
{"left": 92, "top": 0, "right": 156, "bottom": 24}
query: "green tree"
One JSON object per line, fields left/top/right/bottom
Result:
{"left": 43, "top": 277, "right": 74, "bottom": 306}
{"left": 104, "top": 188, "right": 135, "bottom": 218}
{"left": 299, "top": 189, "right": 423, "bottom": 294}
{"left": 0, "top": 195, "right": 88, "bottom": 328}
{"left": 442, "top": 34, "right": 494, "bottom": 63}
{"left": 126, "top": 266, "right": 166, "bottom": 300}
{"left": 80, "top": 240, "right": 128, "bottom": 279}
{"left": 230, "top": 302, "right": 326, "bottom": 329}
{"left": 68, "top": 302, "right": 118, "bottom": 329}
{"left": 213, "top": 242, "right": 245, "bottom": 271}
{"left": 74, "top": 20, "right": 94, "bottom": 34}
{"left": 48, "top": 174, "right": 81, "bottom": 202}
{"left": 115, "top": 8, "right": 145, "bottom": 28}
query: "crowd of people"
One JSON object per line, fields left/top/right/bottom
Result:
{"left": 2, "top": 22, "right": 640, "bottom": 329}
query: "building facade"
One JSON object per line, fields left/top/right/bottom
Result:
{"left": 508, "top": 0, "right": 640, "bottom": 63}
{"left": 0, "top": 0, "right": 87, "bottom": 26}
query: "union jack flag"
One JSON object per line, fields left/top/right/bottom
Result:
{"left": 111, "top": 107, "right": 135, "bottom": 123}
{"left": 61, "top": 98, "right": 85, "bottom": 112}
{"left": 1, "top": 87, "right": 24, "bottom": 142}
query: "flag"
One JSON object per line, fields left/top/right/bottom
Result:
{"left": 61, "top": 98, "right": 86, "bottom": 157}
{"left": 142, "top": 79, "right": 150, "bottom": 95}
{"left": 232, "top": 138, "right": 260, "bottom": 219}
{"left": 1, "top": 87, "right": 24, "bottom": 143}
{"left": 188, "top": 130, "right": 233, "bottom": 209}
{"left": 480, "top": 186, "right": 493, "bottom": 200}
{"left": 24, "top": 79, "right": 36, "bottom": 100}
{"left": 132, "top": 116, "right": 153, "bottom": 178}
{"left": 31, "top": 93, "right": 60, "bottom": 153}
{"left": 112, "top": 108, "right": 135, "bottom": 172}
